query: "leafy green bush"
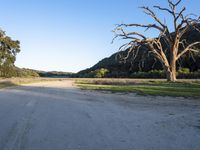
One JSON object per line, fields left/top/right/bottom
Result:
{"left": 79, "top": 68, "right": 110, "bottom": 78}
{"left": 94, "top": 68, "right": 109, "bottom": 78}
{"left": 178, "top": 68, "right": 190, "bottom": 74}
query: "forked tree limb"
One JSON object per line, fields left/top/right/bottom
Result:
{"left": 177, "top": 42, "right": 200, "bottom": 59}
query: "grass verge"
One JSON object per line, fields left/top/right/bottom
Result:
{"left": 76, "top": 79, "right": 200, "bottom": 98}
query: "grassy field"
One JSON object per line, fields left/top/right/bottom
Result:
{"left": 75, "top": 79, "right": 200, "bottom": 98}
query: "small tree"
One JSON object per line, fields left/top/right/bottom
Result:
{"left": 113, "top": 0, "right": 200, "bottom": 82}
{"left": 96, "top": 68, "right": 109, "bottom": 78}
{"left": 0, "top": 29, "right": 20, "bottom": 77}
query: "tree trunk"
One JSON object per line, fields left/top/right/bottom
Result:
{"left": 166, "top": 69, "right": 176, "bottom": 82}
{"left": 166, "top": 52, "right": 177, "bottom": 82}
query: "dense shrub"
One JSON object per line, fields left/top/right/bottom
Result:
{"left": 129, "top": 69, "right": 200, "bottom": 79}
{"left": 178, "top": 68, "right": 190, "bottom": 74}
{"left": 77, "top": 68, "right": 200, "bottom": 79}
{"left": 130, "top": 70, "right": 165, "bottom": 78}
{"left": 14, "top": 68, "right": 40, "bottom": 77}
{"left": 92, "top": 68, "right": 109, "bottom": 78}
{"left": 0, "top": 67, "right": 40, "bottom": 78}
{"left": 77, "top": 68, "right": 109, "bottom": 78}
{"left": 0, "top": 65, "right": 16, "bottom": 78}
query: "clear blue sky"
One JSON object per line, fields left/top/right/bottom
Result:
{"left": 0, "top": 0, "right": 198, "bottom": 72}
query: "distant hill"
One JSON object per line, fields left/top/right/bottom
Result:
{"left": 4, "top": 67, "right": 74, "bottom": 78}
{"left": 35, "top": 70, "right": 74, "bottom": 78}
{"left": 77, "top": 26, "right": 200, "bottom": 78}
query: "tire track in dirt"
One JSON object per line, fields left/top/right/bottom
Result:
{"left": 1, "top": 100, "right": 37, "bottom": 150}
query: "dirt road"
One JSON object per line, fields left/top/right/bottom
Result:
{"left": 0, "top": 80, "right": 200, "bottom": 150}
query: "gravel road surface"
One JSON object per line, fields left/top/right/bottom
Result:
{"left": 0, "top": 80, "right": 200, "bottom": 150}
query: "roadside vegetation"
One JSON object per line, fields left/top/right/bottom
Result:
{"left": 76, "top": 79, "right": 200, "bottom": 98}
{"left": 76, "top": 68, "right": 200, "bottom": 79}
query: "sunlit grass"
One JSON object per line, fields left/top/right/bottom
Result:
{"left": 76, "top": 79, "right": 200, "bottom": 98}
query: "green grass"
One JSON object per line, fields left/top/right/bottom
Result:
{"left": 76, "top": 79, "right": 200, "bottom": 98}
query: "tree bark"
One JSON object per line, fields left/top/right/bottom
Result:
{"left": 166, "top": 69, "right": 176, "bottom": 82}
{"left": 166, "top": 52, "right": 177, "bottom": 82}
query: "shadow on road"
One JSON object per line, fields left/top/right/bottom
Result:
{"left": 0, "top": 81, "right": 18, "bottom": 89}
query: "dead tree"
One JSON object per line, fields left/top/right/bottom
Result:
{"left": 113, "top": 0, "right": 200, "bottom": 82}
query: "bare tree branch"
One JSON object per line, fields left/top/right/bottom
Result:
{"left": 140, "top": 6, "right": 166, "bottom": 28}
{"left": 175, "top": 7, "right": 186, "bottom": 21}
{"left": 177, "top": 41, "right": 200, "bottom": 59}
{"left": 154, "top": 5, "right": 173, "bottom": 14}
{"left": 116, "top": 23, "right": 164, "bottom": 32}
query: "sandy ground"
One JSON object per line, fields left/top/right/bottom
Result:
{"left": 0, "top": 80, "right": 200, "bottom": 150}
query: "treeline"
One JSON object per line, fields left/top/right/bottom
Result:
{"left": 36, "top": 71, "right": 73, "bottom": 78}
{"left": 0, "top": 67, "right": 40, "bottom": 78}
{"left": 9, "top": 67, "right": 198, "bottom": 79}
{"left": 75, "top": 68, "right": 200, "bottom": 79}
{"left": 0, "top": 67, "right": 74, "bottom": 78}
